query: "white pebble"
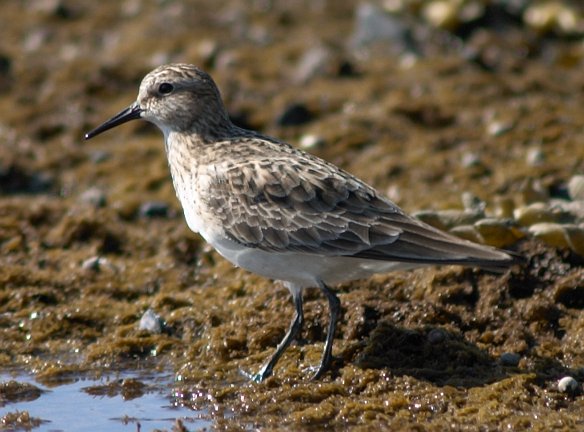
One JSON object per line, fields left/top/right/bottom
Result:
{"left": 82, "top": 256, "right": 105, "bottom": 272}
{"left": 79, "top": 187, "right": 107, "bottom": 208}
{"left": 461, "top": 152, "right": 482, "bottom": 168}
{"left": 526, "top": 147, "right": 545, "bottom": 167}
{"left": 139, "top": 309, "right": 164, "bottom": 334}
{"left": 568, "top": 175, "right": 584, "bottom": 201}
{"left": 81, "top": 256, "right": 116, "bottom": 273}
{"left": 557, "top": 376, "right": 578, "bottom": 393}
{"left": 299, "top": 134, "right": 324, "bottom": 150}
{"left": 461, "top": 192, "right": 486, "bottom": 213}
{"left": 486, "top": 120, "right": 513, "bottom": 137}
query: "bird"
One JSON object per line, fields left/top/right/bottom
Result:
{"left": 85, "top": 63, "right": 520, "bottom": 382}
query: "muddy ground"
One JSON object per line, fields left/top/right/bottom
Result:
{"left": 1, "top": 1, "right": 583, "bottom": 430}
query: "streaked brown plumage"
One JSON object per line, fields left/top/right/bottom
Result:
{"left": 86, "top": 64, "right": 521, "bottom": 382}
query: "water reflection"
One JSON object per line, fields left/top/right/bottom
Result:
{"left": 0, "top": 371, "right": 211, "bottom": 431}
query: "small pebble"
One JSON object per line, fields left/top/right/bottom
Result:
{"left": 79, "top": 187, "right": 107, "bottom": 208}
{"left": 525, "top": 3, "right": 583, "bottom": 35}
{"left": 350, "top": 3, "right": 409, "bottom": 53}
{"left": 461, "top": 192, "right": 486, "bottom": 213}
{"left": 557, "top": 376, "right": 578, "bottom": 394}
{"left": 196, "top": 39, "right": 219, "bottom": 65}
{"left": 82, "top": 256, "right": 105, "bottom": 272}
{"left": 528, "top": 222, "right": 569, "bottom": 249}
{"left": 461, "top": 152, "right": 482, "bottom": 168}
{"left": 89, "top": 150, "right": 111, "bottom": 163}
{"left": 564, "top": 225, "right": 584, "bottom": 256}
{"left": 139, "top": 309, "right": 164, "bottom": 334}
{"left": 276, "top": 103, "right": 312, "bottom": 126}
{"left": 414, "top": 209, "right": 483, "bottom": 231}
{"left": 553, "top": 200, "right": 584, "bottom": 224}
{"left": 81, "top": 256, "right": 116, "bottom": 273}
{"left": 449, "top": 225, "right": 483, "bottom": 243}
{"left": 139, "top": 201, "right": 170, "bottom": 218}
{"left": 413, "top": 210, "right": 447, "bottom": 230}
{"left": 299, "top": 134, "right": 325, "bottom": 150}
{"left": 423, "top": 0, "right": 484, "bottom": 30}
{"left": 494, "top": 196, "right": 515, "bottom": 219}
{"left": 385, "top": 184, "right": 401, "bottom": 203}
{"left": 528, "top": 222, "right": 584, "bottom": 256}
{"left": 293, "top": 45, "right": 332, "bottom": 83}
{"left": 427, "top": 328, "right": 447, "bottom": 344}
{"left": 474, "top": 218, "right": 524, "bottom": 248}
{"left": 422, "top": 1, "right": 459, "bottom": 30}
{"left": 500, "top": 352, "right": 521, "bottom": 367}
{"left": 514, "top": 203, "right": 555, "bottom": 226}
{"left": 526, "top": 147, "right": 545, "bottom": 167}
{"left": 486, "top": 119, "right": 514, "bottom": 137}
{"left": 568, "top": 175, "right": 584, "bottom": 201}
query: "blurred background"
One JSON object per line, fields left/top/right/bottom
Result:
{"left": 2, "top": 0, "right": 583, "bottom": 210}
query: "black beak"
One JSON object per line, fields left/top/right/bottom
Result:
{"left": 85, "top": 103, "right": 143, "bottom": 140}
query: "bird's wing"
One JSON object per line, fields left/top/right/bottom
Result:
{"left": 204, "top": 153, "right": 402, "bottom": 254}
{"left": 204, "top": 151, "right": 514, "bottom": 267}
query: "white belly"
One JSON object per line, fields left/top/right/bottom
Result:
{"left": 201, "top": 231, "right": 423, "bottom": 289}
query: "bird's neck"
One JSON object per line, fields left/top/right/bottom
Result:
{"left": 163, "top": 124, "right": 239, "bottom": 171}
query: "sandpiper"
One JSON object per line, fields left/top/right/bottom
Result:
{"left": 85, "top": 64, "right": 520, "bottom": 382}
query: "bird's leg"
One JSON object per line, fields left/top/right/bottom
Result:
{"left": 249, "top": 286, "right": 304, "bottom": 382}
{"left": 310, "top": 282, "right": 341, "bottom": 380}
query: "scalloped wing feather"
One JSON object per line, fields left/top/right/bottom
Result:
{"left": 195, "top": 140, "right": 516, "bottom": 269}
{"left": 202, "top": 154, "right": 403, "bottom": 256}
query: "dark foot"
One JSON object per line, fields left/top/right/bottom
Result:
{"left": 309, "top": 282, "right": 341, "bottom": 381}
{"left": 240, "top": 365, "right": 272, "bottom": 383}
{"left": 303, "top": 354, "right": 341, "bottom": 380}
{"left": 242, "top": 287, "right": 304, "bottom": 383}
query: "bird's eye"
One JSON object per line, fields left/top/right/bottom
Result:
{"left": 158, "top": 83, "right": 174, "bottom": 95}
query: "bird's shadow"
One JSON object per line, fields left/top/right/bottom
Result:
{"left": 346, "top": 322, "right": 582, "bottom": 391}
{"left": 350, "top": 322, "right": 504, "bottom": 387}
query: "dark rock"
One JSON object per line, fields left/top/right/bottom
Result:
{"left": 139, "top": 201, "right": 170, "bottom": 218}
{"left": 0, "top": 162, "right": 54, "bottom": 194}
{"left": 276, "top": 103, "right": 312, "bottom": 126}
{"left": 500, "top": 352, "right": 521, "bottom": 367}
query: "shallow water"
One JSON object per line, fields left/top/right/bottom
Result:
{"left": 0, "top": 371, "right": 211, "bottom": 431}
